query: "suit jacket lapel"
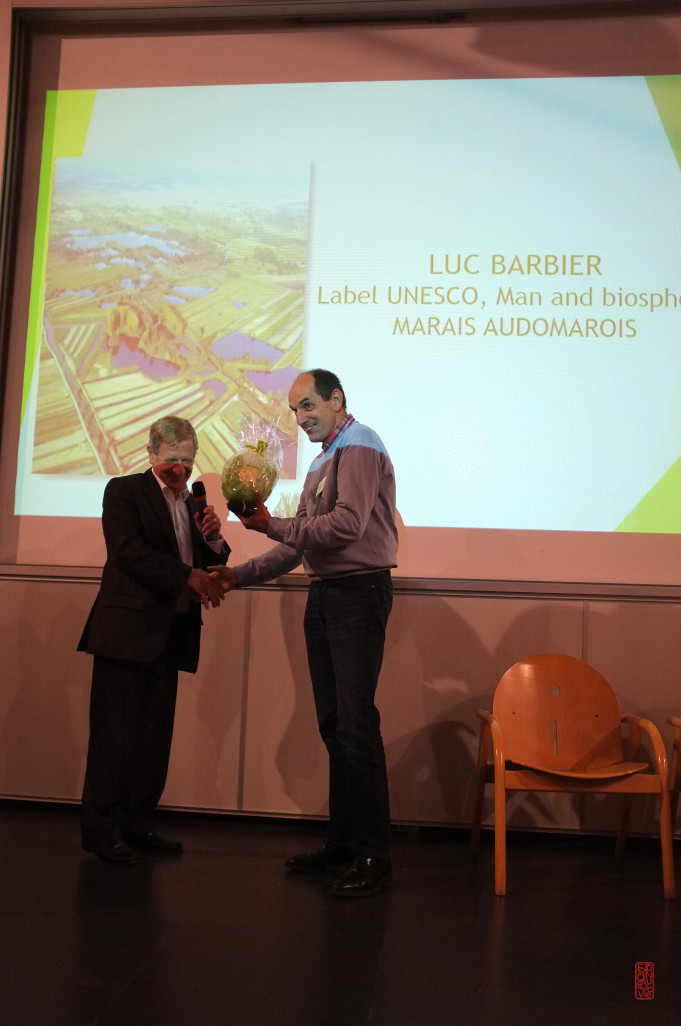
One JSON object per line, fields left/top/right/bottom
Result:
{"left": 141, "top": 468, "right": 181, "bottom": 558}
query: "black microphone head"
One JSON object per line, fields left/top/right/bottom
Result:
{"left": 192, "top": 480, "right": 207, "bottom": 499}
{"left": 227, "top": 499, "right": 256, "bottom": 518}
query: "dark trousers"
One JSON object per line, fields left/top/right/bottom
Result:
{"left": 303, "top": 572, "right": 393, "bottom": 858}
{"left": 81, "top": 651, "right": 179, "bottom": 847}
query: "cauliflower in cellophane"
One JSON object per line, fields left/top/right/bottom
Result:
{"left": 221, "top": 418, "right": 283, "bottom": 515}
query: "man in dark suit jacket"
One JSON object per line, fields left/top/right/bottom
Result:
{"left": 78, "top": 415, "right": 229, "bottom": 863}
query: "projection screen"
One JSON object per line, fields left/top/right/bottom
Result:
{"left": 2, "top": 2, "right": 681, "bottom": 585}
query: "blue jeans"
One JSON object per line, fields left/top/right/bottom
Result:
{"left": 303, "top": 572, "right": 393, "bottom": 858}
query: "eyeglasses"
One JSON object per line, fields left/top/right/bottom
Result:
{"left": 160, "top": 458, "right": 195, "bottom": 468}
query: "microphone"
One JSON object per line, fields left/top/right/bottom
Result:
{"left": 191, "top": 480, "right": 218, "bottom": 540}
{"left": 227, "top": 498, "right": 256, "bottom": 518}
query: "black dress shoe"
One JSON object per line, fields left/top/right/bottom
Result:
{"left": 124, "top": 832, "right": 184, "bottom": 855}
{"left": 285, "top": 841, "right": 355, "bottom": 873}
{"left": 82, "top": 840, "right": 140, "bottom": 865}
{"left": 329, "top": 856, "right": 392, "bottom": 897}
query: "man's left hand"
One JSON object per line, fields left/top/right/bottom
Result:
{"left": 236, "top": 491, "right": 271, "bottom": 534}
{"left": 195, "top": 504, "right": 222, "bottom": 541}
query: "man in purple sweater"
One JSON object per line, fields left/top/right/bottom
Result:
{"left": 213, "top": 369, "right": 398, "bottom": 897}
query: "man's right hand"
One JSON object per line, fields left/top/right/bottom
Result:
{"left": 208, "top": 565, "right": 239, "bottom": 593}
{"left": 187, "top": 568, "right": 227, "bottom": 608}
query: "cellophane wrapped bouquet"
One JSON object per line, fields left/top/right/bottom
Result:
{"left": 221, "top": 418, "right": 283, "bottom": 511}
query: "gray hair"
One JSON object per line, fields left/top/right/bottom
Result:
{"left": 148, "top": 416, "right": 198, "bottom": 454}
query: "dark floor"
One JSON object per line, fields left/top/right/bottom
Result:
{"left": 0, "top": 802, "right": 679, "bottom": 1026}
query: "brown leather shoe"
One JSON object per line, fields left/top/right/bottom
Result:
{"left": 329, "top": 856, "right": 392, "bottom": 897}
{"left": 124, "top": 832, "right": 183, "bottom": 855}
{"left": 285, "top": 842, "right": 355, "bottom": 873}
{"left": 82, "top": 840, "right": 140, "bottom": 865}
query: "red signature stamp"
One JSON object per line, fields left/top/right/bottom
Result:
{"left": 634, "top": 962, "right": 654, "bottom": 1000}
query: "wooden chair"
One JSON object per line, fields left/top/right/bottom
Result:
{"left": 471, "top": 653, "right": 675, "bottom": 899}
{"left": 669, "top": 716, "right": 681, "bottom": 827}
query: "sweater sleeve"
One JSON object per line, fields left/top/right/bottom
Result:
{"left": 231, "top": 486, "right": 306, "bottom": 587}
{"left": 234, "top": 542, "right": 303, "bottom": 588}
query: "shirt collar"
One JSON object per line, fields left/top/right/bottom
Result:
{"left": 321, "top": 413, "right": 354, "bottom": 453}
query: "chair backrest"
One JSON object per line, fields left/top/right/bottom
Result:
{"left": 492, "top": 653, "right": 624, "bottom": 772}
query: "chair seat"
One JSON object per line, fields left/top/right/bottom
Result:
{"left": 510, "top": 759, "right": 649, "bottom": 780}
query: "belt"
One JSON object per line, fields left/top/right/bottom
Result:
{"left": 313, "top": 570, "right": 391, "bottom": 589}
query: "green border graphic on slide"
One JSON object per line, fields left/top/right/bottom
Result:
{"left": 617, "top": 77, "right": 681, "bottom": 533}
{"left": 22, "top": 89, "right": 97, "bottom": 423}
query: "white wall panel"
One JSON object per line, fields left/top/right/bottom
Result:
{"left": 241, "top": 588, "right": 327, "bottom": 817}
{"left": 382, "top": 592, "right": 585, "bottom": 826}
{"left": 1, "top": 577, "right": 680, "bottom": 839}
{"left": 0, "top": 578, "right": 94, "bottom": 800}
{"left": 162, "top": 590, "right": 249, "bottom": 812}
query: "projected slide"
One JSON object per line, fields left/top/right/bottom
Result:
{"left": 17, "top": 76, "right": 681, "bottom": 532}
{"left": 36, "top": 158, "right": 305, "bottom": 475}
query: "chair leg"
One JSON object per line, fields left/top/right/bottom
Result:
{"left": 669, "top": 735, "right": 680, "bottom": 827}
{"left": 471, "top": 721, "right": 491, "bottom": 856}
{"left": 494, "top": 769, "right": 507, "bottom": 896}
{"left": 659, "top": 789, "right": 676, "bottom": 901}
